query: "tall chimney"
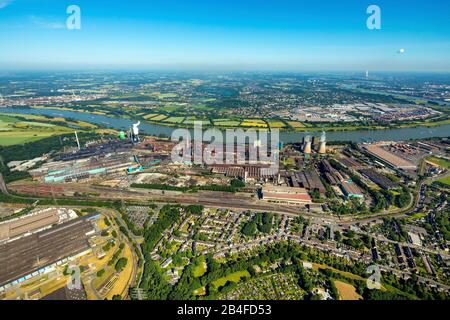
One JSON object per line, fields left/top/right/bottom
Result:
{"left": 74, "top": 132, "right": 81, "bottom": 150}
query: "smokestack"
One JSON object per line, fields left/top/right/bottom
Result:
{"left": 319, "top": 131, "right": 327, "bottom": 154}
{"left": 74, "top": 132, "right": 81, "bottom": 150}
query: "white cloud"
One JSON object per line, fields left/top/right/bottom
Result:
{"left": 29, "top": 15, "right": 66, "bottom": 29}
{"left": 0, "top": 0, "right": 14, "bottom": 9}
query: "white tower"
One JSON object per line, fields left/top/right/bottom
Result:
{"left": 131, "top": 121, "right": 141, "bottom": 143}
{"left": 74, "top": 132, "right": 81, "bottom": 150}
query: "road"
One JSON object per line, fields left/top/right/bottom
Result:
{"left": 100, "top": 208, "right": 141, "bottom": 299}
{"left": 0, "top": 174, "right": 9, "bottom": 195}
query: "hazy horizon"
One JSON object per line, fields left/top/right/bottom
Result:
{"left": 1, "top": 0, "right": 449, "bottom": 72}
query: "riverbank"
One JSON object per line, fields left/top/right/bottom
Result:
{"left": 28, "top": 106, "right": 450, "bottom": 133}
{"left": 1, "top": 107, "right": 449, "bottom": 144}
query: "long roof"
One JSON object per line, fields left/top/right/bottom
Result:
{"left": 0, "top": 216, "right": 94, "bottom": 287}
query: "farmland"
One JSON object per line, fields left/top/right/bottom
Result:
{"left": 0, "top": 114, "right": 76, "bottom": 146}
{"left": 334, "top": 280, "right": 362, "bottom": 300}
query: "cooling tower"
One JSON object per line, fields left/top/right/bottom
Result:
{"left": 304, "top": 135, "right": 312, "bottom": 154}
{"left": 319, "top": 131, "right": 327, "bottom": 154}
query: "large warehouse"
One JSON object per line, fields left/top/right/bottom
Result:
{"left": 0, "top": 215, "right": 96, "bottom": 289}
{"left": 364, "top": 144, "right": 417, "bottom": 171}
{"left": 0, "top": 208, "right": 77, "bottom": 243}
{"left": 262, "top": 185, "right": 312, "bottom": 204}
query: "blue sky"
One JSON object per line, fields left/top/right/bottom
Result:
{"left": 0, "top": 0, "right": 449, "bottom": 71}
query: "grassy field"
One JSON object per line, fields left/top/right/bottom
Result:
{"left": 160, "top": 104, "right": 186, "bottom": 112}
{"left": 2, "top": 113, "right": 98, "bottom": 129}
{"left": 184, "top": 117, "right": 211, "bottom": 125}
{"left": 426, "top": 156, "right": 450, "bottom": 169}
{"left": 406, "top": 212, "right": 428, "bottom": 221}
{"left": 193, "top": 286, "right": 207, "bottom": 296}
{"left": 437, "top": 176, "right": 450, "bottom": 186}
{"left": 31, "top": 106, "right": 107, "bottom": 115}
{"left": 157, "top": 93, "right": 179, "bottom": 99}
{"left": 312, "top": 263, "right": 364, "bottom": 281}
{"left": 287, "top": 121, "right": 306, "bottom": 128}
{"left": 150, "top": 114, "right": 169, "bottom": 121}
{"left": 143, "top": 114, "right": 160, "bottom": 120}
{"left": 0, "top": 114, "right": 16, "bottom": 129}
{"left": 162, "top": 117, "right": 186, "bottom": 124}
{"left": 193, "top": 257, "right": 207, "bottom": 278}
{"left": 213, "top": 119, "right": 243, "bottom": 127}
{"left": 0, "top": 113, "right": 75, "bottom": 146}
{"left": 334, "top": 280, "right": 362, "bottom": 300}
{"left": 211, "top": 270, "right": 251, "bottom": 288}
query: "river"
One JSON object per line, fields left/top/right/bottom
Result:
{"left": 0, "top": 107, "right": 449, "bottom": 143}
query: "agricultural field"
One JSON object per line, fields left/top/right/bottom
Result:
{"left": 156, "top": 93, "right": 179, "bottom": 99}
{"left": 334, "top": 280, "right": 362, "bottom": 300}
{"left": 184, "top": 117, "right": 211, "bottom": 125}
{"left": 287, "top": 121, "right": 306, "bottom": 129}
{"left": 189, "top": 104, "right": 212, "bottom": 111}
{"left": 161, "top": 117, "right": 186, "bottom": 124}
{"left": 143, "top": 114, "right": 160, "bottom": 120}
{"left": 150, "top": 114, "right": 169, "bottom": 121}
{"left": 159, "top": 104, "right": 187, "bottom": 112}
{"left": 267, "top": 120, "right": 288, "bottom": 129}
{"left": 0, "top": 114, "right": 75, "bottom": 146}
{"left": 212, "top": 119, "right": 243, "bottom": 127}
{"left": 31, "top": 106, "right": 107, "bottom": 115}
{"left": 2, "top": 113, "right": 98, "bottom": 129}
{"left": 240, "top": 119, "right": 268, "bottom": 128}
